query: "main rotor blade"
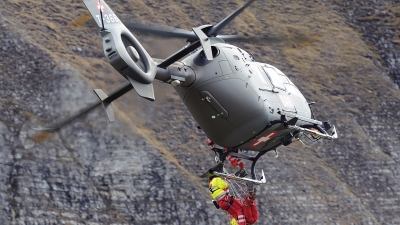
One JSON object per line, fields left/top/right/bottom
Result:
{"left": 125, "top": 22, "right": 274, "bottom": 44}
{"left": 217, "top": 35, "right": 280, "bottom": 43}
{"left": 125, "top": 23, "right": 198, "bottom": 41}
{"left": 35, "top": 100, "right": 101, "bottom": 132}
{"left": 157, "top": 41, "right": 201, "bottom": 68}
{"left": 207, "top": 0, "right": 257, "bottom": 37}
{"left": 36, "top": 81, "right": 133, "bottom": 132}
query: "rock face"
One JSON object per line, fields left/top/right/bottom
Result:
{"left": 330, "top": 0, "right": 400, "bottom": 87}
{"left": 1, "top": 0, "right": 399, "bottom": 225}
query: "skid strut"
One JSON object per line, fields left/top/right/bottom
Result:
{"left": 211, "top": 147, "right": 274, "bottom": 180}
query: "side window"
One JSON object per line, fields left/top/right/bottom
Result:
{"left": 272, "top": 67, "right": 293, "bottom": 85}
{"left": 262, "top": 66, "right": 286, "bottom": 90}
{"left": 279, "top": 74, "right": 290, "bottom": 84}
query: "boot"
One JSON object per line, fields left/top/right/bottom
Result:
{"left": 212, "top": 200, "right": 220, "bottom": 209}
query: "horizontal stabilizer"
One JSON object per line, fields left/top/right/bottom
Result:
{"left": 127, "top": 76, "right": 155, "bottom": 101}
{"left": 93, "top": 89, "right": 115, "bottom": 122}
{"left": 93, "top": 89, "right": 108, "bottom": 101}
{"left": 102, "top": 101, "right": 115, "bottom": 122}
{"left": 92, "top": 81, "right": 133, "bottom": 122}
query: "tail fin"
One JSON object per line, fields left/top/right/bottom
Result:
{"left": 93, "top": 89, "right": 115, "bottom": 122}
{"left": 83, "top": 0, "right": 157, "bottom": 101}
{"left": 82, "top": 0, "right": 122, "bottom": 28}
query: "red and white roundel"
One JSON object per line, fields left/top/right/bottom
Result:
{"left": 250, "top": 131, "right": 278, "bottom": 148}
{"left": 96, "top": 1, "right": 106, "bottom": 13}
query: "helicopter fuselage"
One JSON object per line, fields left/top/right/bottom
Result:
{"left": 79, "top": 0, "right": 319, "bottom": 152}
{"left": 166, "top": 39, "right": 313, "bottom": 151}
{"left": 74, "top": 0, "right": 337, "bottom": 182}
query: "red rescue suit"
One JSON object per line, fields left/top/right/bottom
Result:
{"left": 209, "top": 177, "right": 258, "bottom": 225}
{"left": 205, "top": 140, "right": 244, "bottom": 170}
{"left": 242, "top": 197, "right": 259, "bottom": 224}
{"left": 223, "top": 147, "right": 245, "bottom": 170}
{"left": 218, "top": 195, "right": 246, "bottom": 225}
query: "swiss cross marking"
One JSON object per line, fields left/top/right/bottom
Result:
{"left": 96, "top": 1, "right": 105, "bottom": 13}
{"left": 250, "top": 131, "right": 278, "bottom": 148}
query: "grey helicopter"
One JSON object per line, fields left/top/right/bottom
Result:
{"left": 40, "top": 0, "right": 337, "bottom": 184}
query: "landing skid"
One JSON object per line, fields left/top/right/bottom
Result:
{"left": 200, "top": 162, "right": 267, "bottom": 184}
{"left": 201, "top": 146, "right": 273, "bottom": 184}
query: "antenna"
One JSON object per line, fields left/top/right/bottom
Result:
{"left": 98, "top": 0, "right": 105, "bottom": 31}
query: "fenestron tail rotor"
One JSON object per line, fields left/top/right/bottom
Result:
{"left": 83, "top": 0, "right": 157, "bottom": 101}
